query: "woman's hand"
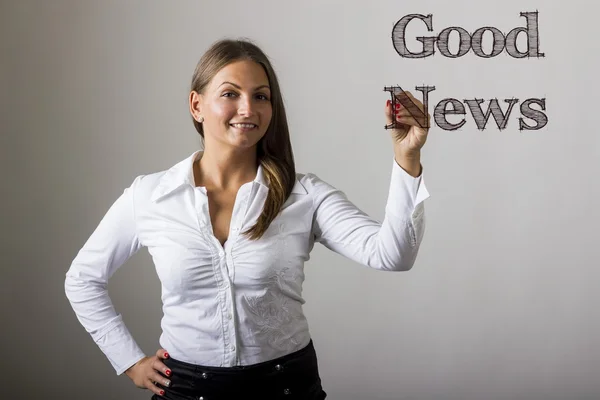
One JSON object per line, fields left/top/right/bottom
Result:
{"left": 385, "top": 91, "right": 431, "bottom": 176}
{"left": 385, "top": 91, "right": 430, "bottom": 152}
{"left": 125, "top": 349, "right": 172, "bottom": 397}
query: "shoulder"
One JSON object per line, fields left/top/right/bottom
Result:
{"left": 127, "top": 151, "right": 199, "bottom": 203}
{"left": 295, "top": 171, "right": 340, "bottom": 197}
{"left": 126, "top": 169, "right": 170, "bottom": 205}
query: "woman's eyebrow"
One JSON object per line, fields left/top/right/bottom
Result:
{"left": 219, "top": 81, "right": 270, "bottom": 91}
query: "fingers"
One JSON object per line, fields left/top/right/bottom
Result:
{"left": 154, "top": 348, "right": 172, "bottom": 377}
{"left": 395, "top": 112, "right": 417, "bottom": 126}
{"left": 386, "top": 91, "right": 431, "bottom": 130}
{"left": 155, "top": 348, "right": 170, "bottom": 360}
{"left": 152, "top": 357, "right": 172, "bottom": 379}
{"left": 145, "top": 376, "right": 167, "bottom": 397}
{"left": 149, "top": 369, "right": 172, "bottom": 389}
{"left": 385, "top": 99, "right": 410, "bottom": 126}
{"left": 401, "top": 91, "right": 425, "bottom": 114}
{"left": 388, "top": 101, "right": 414, "bottom": 124}
{"left": 394, "top": 90, "right": 431, "bottom": 127}
{"left": 145, "top": 350, "right": 172, "bottom": 397}
{"left": 384, "top": 99, "right": 394, "bottom": 125}
{"left": 396, "top": 109, "right": 432, "bottom": 129}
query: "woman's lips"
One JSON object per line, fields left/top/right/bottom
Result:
{"left": 230, "top": 123, "right": 257, "bottom": 132}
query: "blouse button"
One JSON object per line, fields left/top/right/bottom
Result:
{"left": 201, "top": 372, "right": 208, "bottom": 379}
{"left": 275, "top": 364, "right": 283, "bottom": 371}
{"left": 283, "top": 388, "right": 291, "bottom": 395}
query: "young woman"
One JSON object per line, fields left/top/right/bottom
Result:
{"left": 65, "top": 38, "right": 430, "bottom": 400}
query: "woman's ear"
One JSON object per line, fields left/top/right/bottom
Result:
{"left": 189, "top": 90, "right": 203, "bottom": 122}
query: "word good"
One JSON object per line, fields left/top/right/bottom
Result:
{"left": 392, "top": 11, "right": 544, "bottom": 59}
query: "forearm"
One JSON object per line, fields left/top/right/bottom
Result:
{"left": 65, "top": 274, "right": 146, "bottom": 374}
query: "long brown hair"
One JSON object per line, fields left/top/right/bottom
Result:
{"left": 190, "top": 38, "right": 296, "bottom": 240}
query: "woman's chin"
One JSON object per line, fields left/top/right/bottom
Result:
{"left": 222, "top": 137, "right": 258, "bottom": 150}
{"left": 227, "top": 130, "right": 265, "bottom": 146}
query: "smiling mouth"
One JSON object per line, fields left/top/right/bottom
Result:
{"left": 230, "top": 123, "right": 258, "bottom": 130}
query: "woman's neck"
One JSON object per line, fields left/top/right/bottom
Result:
{"left": 194, "top": 147, "right": 258, "bottom": 191}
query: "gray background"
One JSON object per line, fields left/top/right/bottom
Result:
{"left": 2, "top": 0, "right": 599, "bottom": 399}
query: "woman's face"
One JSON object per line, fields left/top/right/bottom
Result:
{"left": 192, "top": 60, "right": 273, "bottom": 151}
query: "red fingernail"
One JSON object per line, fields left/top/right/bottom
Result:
{"left": 395, "top": 103, "right": 401, "bottom": 109}
{"left": 166, "top": 369, "right": 171, "bottom": 376}
{"left": 160, "top": 390, "right": 165, "bottom": 396}
{"left": 386, "top": 99, "right": 391, "bottom": 107}
{"left": 164, "top": 352, "right": 169, "bottom": 358}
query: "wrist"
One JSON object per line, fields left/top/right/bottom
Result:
{"left": 394, "top": 150, "right": 421, "bottom": 177}
{"left": 125, "top": 358, "right": 144, "bottom": 377}
{"left": 394, "top": 146, "right": 420, "bottom": 159}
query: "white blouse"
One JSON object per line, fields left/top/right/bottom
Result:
{"left": 65, "top": 150, "right": 430, "bottom": 375}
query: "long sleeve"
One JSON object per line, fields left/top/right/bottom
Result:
{"left": 64, "top": 175, "right": 146, "bottom": 375}
{"left": 310, "top": 158, "right": 430, "bottom": 271}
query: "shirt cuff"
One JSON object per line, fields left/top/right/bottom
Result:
{"left": 94, "top": 317, "right": 147, "bottom": 375}
{"left": 386, "top": 157, "right": 430, "bottom": 218}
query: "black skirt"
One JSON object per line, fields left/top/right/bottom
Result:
{"left": 152, "top": 339, "right": 327, "bottom": 400}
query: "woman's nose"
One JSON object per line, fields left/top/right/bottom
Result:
{"left": 237, "top": 97, "right": 255, "bottom": 116}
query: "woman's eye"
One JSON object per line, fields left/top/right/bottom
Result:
{"left": 222, "top": 92, "right": 269, "bottom": 101}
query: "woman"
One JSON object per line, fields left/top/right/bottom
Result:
{"left": 65, "top": 38, "right": 430, "bottom": 399}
